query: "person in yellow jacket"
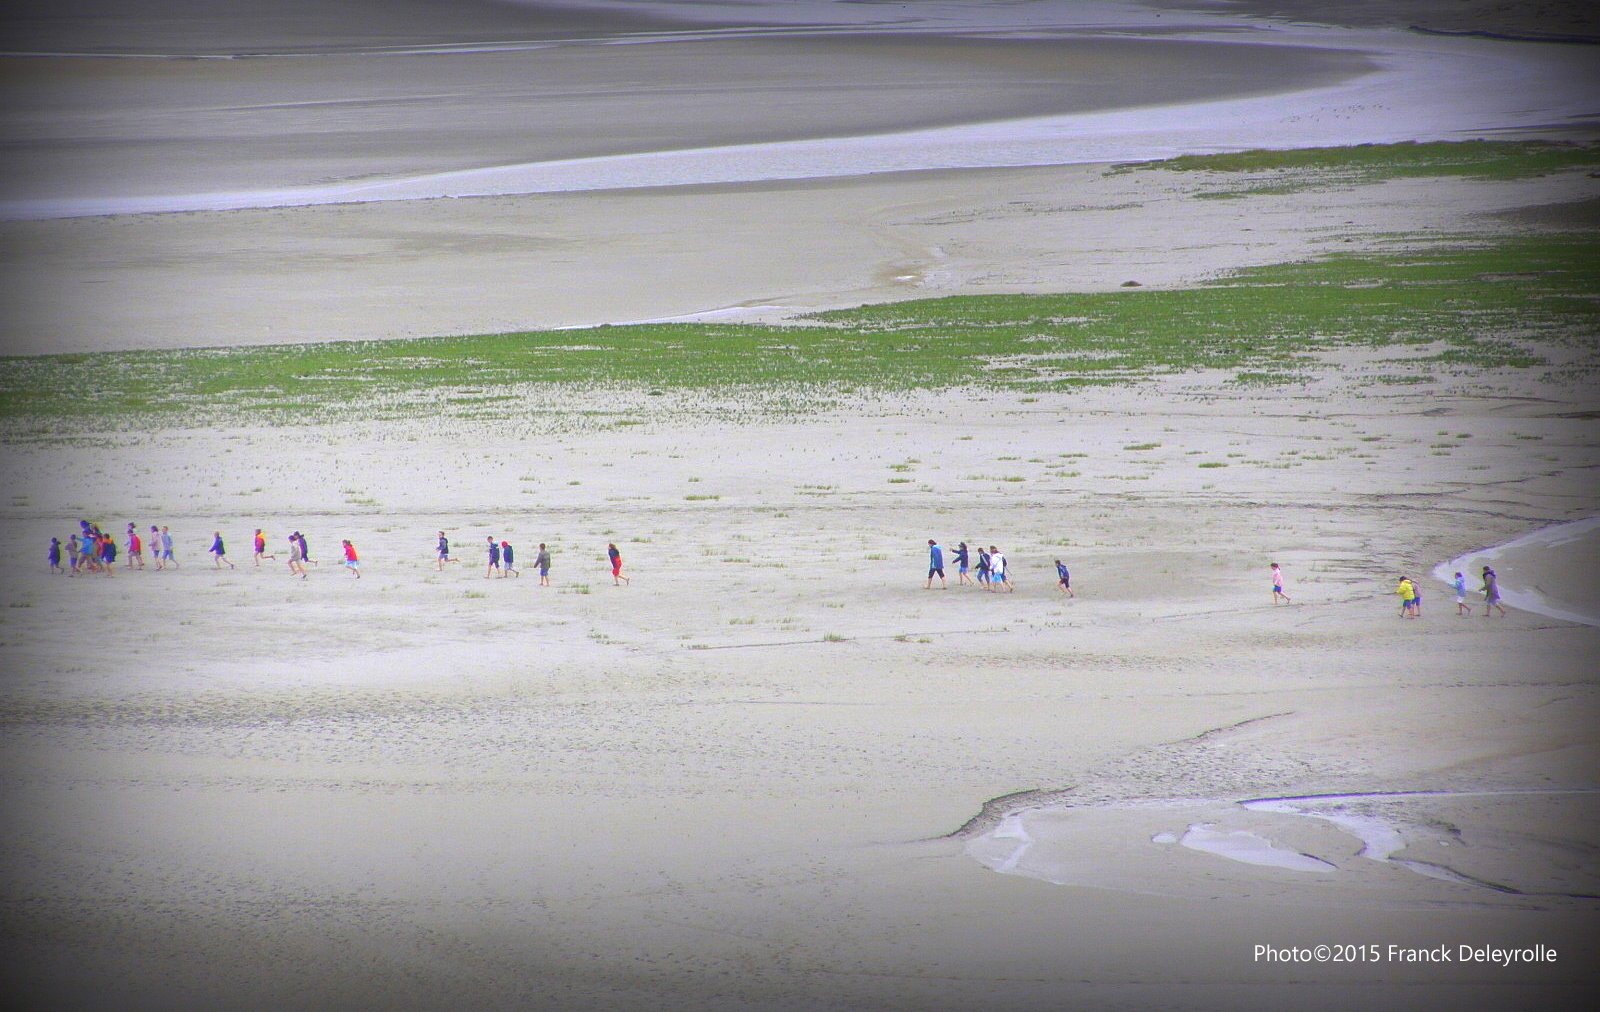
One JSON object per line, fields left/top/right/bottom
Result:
{"left": 1396, "top": 576, "right": 1416, "bottom": 619}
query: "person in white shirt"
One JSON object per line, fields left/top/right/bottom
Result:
{"left": 989, "top": 546, "right": 1013, "bottom": 593}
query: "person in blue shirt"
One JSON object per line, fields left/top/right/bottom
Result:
{"left": 1056, "top": 559, "right": 1074, "bottom": 597}
{"left": 976, "top": 546, "right": 991, "bottom": 587}
{"left": 486, "top": 536, "right": 501, "bottom": 579}
{"left": 210, "top": 531, "right": 235, "bottom": 569}
{"left": 926, "top": 539, "right": 946, "bottom": 589}
{"left": 951, "top": 542, "right": 971, "bottom": 585}
{"left": 1453, "top": 571, "right": 1470, "bottom": 616}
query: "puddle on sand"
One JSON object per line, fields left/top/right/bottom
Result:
{"left": 1175, "top": 823, "right": 1335, "bottom": 873}
{"left": 966, "top": 788, "right": 1596, "bottom": 895}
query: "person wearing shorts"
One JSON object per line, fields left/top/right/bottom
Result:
{"left": 436, "top": 532, "right": 455, "bottom": 570}
{"left": 608, "top": 543, "right": 629, "bottom": 585}
{"left": 342, "top": 539, "right": 361, "bottom": 578}
{"left": 1454, "top": 571, "right": 1470, "bottom": 616}
{"left": 49, "top": 537, "right": 63, "bottom": 574}
{"left": 1056, "top": 559, "right": 1074, "bottom": 597}
{"left": 1396, "top": 576, "right": 1416, "bottom": 618}
{"left": 253, "top": 529, "right": 276, "bottom": 566}
{"left": 161, "top": 527, "right": 178, "bottom": 567}
{"left": 926, "top": 539, "right": 946, "bottom": 589}
{"left": 486, "top": 536, "right": 501, "bottom": 579}
{"left": 501, "top": 540, "right": 518, "bottom": 578}
{"left": 989, "top": 546, "right": 1012, "bottom": 592}
{"left": 976, "top": 547, "right": 991, "bottom": 587}
{"left": 536, "top": 543, "right": 552, "bottom": 586}
{"left": 952, "top": 542, "right": 971, "bottom": 585}
{"left": 1271, "top": 562, "right": 1290, "bottom": 605}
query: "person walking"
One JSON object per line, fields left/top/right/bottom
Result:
{"left": 1396, "top": 576, "right": 1416, "bottom": 618}
{"left": 126, "top": 524, "right": 145, "bottom": 569}
{"left": 501, "top": 539, "right": 519, "bottom": 578}
{"left": 536, "top": 543, "right": 552, "bottom": 586}
{"left": 1454, "top": 571, "right": 1471, "bottom": 616}
{"left": 98, "top": 530, "right": 117, "bottom": 576}
{"left": 608, "top": 543, "right": 629, "bottom": 586}
{"left": 210, "top": 531, "right": 235, "bottom": 569}
{"left": 1481, "top": 566, "right": 1506, "bottom": 618}
{"left": 952, "top": 542, "right": 972, "bottom": 585}
{"left": 926, "top": 539, "right": 946, "bottom": 589}
{"left": 990, "top": 546, "right": 1012, "bottom": 593}
{"left": 161, "top": 526, "right": 179, "bottom": 568}
{"left": 48, "top": 537, "right": 63, "bottom": 574}
{"left": 486, "top": 536, "right": 501, "bottom": 579}
{"left": 976, "top": 546, "right": 992, "bottom": 589}
{"left": 436, "top": 532, "right": 457, "bottom": 571}
{"left": 294, "top": 531, "right": 313, "bottom": 566}
{"left": 1271, "top": 562, "right": 1290, "bottom": 605}
{"left": 342, "top": 539, "right": 361, "bottom": 578}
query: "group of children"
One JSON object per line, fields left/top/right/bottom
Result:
{"left": 48, "top": 521, "right": 179, "bottom": 576}
{"left": 924, "top": 540, "right": 1075, "bottom": 596}
{"left": 45, "top": 522, "right": 1517, "bottom": 618}
{"left": 48, "top": 523, "right": 362, "bottom": 579}
{"left": 1418, "top": 567, "right": 1507, "bottom": 618}
{"left": 436, "top": 533, "right": 626, "bottom": 586}
{"left": 205, "top": 528, "right": 362, "bottom": 578}
{"left": 436, "top": 533, "right": 562, "bottom": 587}
{"left": 1393, "top": 566, "right": 1506, "bottom": 618}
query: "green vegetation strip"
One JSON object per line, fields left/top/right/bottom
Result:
{"left": 1114, "top": 140, "right": 1600, "bottom": 198}
{"left": 1, "top": 232, "right": 1596, "bottom": 429}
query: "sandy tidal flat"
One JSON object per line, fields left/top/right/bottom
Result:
{"left": 3, "top": 371, "right": 1598, "bottom": 1008}
{"left": 2, "top": 2, "right": 1598, "bottom": 1008}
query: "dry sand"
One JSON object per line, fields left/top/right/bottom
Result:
{"left": 1, "top": 1, "right": 1598, "bottom": 1009}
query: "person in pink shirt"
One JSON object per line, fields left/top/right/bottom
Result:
{"left": 1271, "top": 562, "right": 1290, "bottom": 605}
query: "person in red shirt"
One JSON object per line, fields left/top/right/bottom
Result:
{"left": 342, "top": 539, "right": 360, "bottom": 579}
{"left": 126, "top": 523, "right": 145, "bottom": 569}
